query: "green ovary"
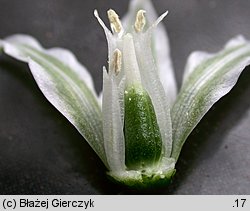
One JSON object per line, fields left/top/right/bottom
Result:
{"left": 124, "top": 84, "right": 163, "bottom": 170}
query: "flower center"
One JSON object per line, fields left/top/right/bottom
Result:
{"left": 95, "top": 8, "right": 165, "bottom": 171}
{"left": 107, "top": 10, "right": 163, "bottom": 170}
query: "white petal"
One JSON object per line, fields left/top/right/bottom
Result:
{"left": 46, "top": 48, "right": 96, "bottom": 94}
{"left": 5, "top": 34, "right": 43, "bottom": 50}
{"left": 182, "top": 51, "right": 214, "bottom": 84}
{"left": 182, "top": 35, "right": 248, "bottom": 84}
{"left": 102, "top": 67, "right": 126, "bottom": 171}
{"left": 4, "top": 34, "right": 96, "bottom": 95}
{"left": 2, "top": 35, "right": 108, "bottom": 167}
{"left": 171, "top": 35, "right": 250, "bottom": 160}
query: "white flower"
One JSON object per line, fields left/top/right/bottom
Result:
{"left": 94, "top": 7, "right": 176, "bottom": 187}
{"left": 1, "top": 0, "right": 250, "bottom": 189}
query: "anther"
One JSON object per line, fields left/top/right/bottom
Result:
{"left": 112, "top": 49, "right": 122, "bottom": 75}
{"left": 107, "top": 9, "right": 122, "bottom": 33}
{"left": 134, "top": 10, "right": 146, "bottom": 32}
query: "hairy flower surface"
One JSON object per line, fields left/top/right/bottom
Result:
{"left": 1, "top": 0, "right": 250, "bottom": 189}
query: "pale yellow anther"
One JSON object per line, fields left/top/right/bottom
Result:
{"left": 107, "top": 9, "right": 122, "bottom": 33}
{"left": 134, "top": 10, "right": 146, "bottom": 32}
{"left": 112, "top": 49, "right": 122, "bottom": 75}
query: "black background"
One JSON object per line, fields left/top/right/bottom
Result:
{"left": 0, "top": 0, "right": 250, "bottom": 194}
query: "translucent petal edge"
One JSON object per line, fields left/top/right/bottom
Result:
{"left": 171, "top": 35, "right": 250, "bottom": 160}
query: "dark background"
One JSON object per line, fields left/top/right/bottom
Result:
{"left": 0, "top": 0, "right": 250, "bottom": 194}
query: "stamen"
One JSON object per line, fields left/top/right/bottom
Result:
{"left": 107, "top": 9, "right": 122, "bottom": 33}
{"left": 94, "top": 10, "right": 111, "bottom": 35}
{"left": 112, "top": 49, "right": 122, "bottom": 75}
{"left": 152, "top": 11, "right": 168, "bottom": 28}
{"left": 123, "top": 34, "right": 141, "bottom": 83}
{"left": 134, "top": 10, "right": 146, "bottom": 32}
